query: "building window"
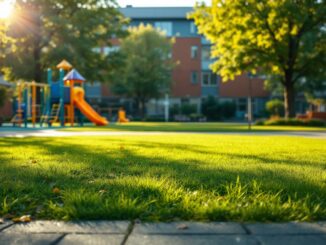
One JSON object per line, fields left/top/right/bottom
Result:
{"left": 154, "top": 22, "right": 172, "bottom": 36}
{"left": 102, "top": 46, "right": 120, "bottom": 56}
{"left": 201, "top": 46, "right": 211, "bottom": 61}
{"left": 202, "top": 71, "right": 218, "bottom": 86}
{"left": 191, "top": 46, "right": 198, "bottom": 59}
{"left": 190, "top": 22, "right": 197, "bottom": 34}
{"left": 85, "top": 81, "right": 101, "bottom": 99}
{"left": 202, "top": 72, "right": 210, "bottom": 86}
{"left": 237, "top": 98, "right": 247, "bottom": 112}
{"left": 92, "top": 47, "right": 101, "bottom": 53}
{"left": 191, "top": 71, "right": 198, "bottom": 84}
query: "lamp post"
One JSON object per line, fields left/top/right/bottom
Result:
{"left": 247, "top": 72, "right": 253, "bottom": 130}
{"left": 164, "top": 93, "right": 169, "bottom": 122}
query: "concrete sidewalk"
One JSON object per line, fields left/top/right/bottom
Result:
{"left": 0, "top": 129, "right": 325, "bottom": 139}
{"left": 1, "top": 221, "right": 326, "bottom": 245}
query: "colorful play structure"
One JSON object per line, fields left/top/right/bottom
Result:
{"left": 10, "top": 60, "right": 128, "bottom": 127}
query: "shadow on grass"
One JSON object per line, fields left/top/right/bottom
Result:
{"left": 0, "top": 137, "right": 325, "bottom": 221}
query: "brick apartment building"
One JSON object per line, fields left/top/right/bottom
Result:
{"left": 0, "top": 78, "right": 13, "bottom": 120}
{"left": 87, "top": 6, "right": 271, "bottom": 119}
{"left": 1, "top": 7, "right": 312, "bottom": 121}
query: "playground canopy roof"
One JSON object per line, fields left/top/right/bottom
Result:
{"left": 57, "top": 60, "right": 73, "bottom": 70}
{"left": 64, "top": 69, "right": 86, "bottom": 82}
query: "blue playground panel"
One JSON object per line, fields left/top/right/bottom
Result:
{"left": 50, "top": 83, "right": 71, "bottom": 104}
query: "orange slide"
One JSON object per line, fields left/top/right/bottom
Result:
{"left": 73, "top": 87, "right": 109, "bottom": 126}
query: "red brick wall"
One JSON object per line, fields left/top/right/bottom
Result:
{"left": 220, "top": 74, "right": 269, "bottom": 98}
{"left": 101, "top": 84, "right": 113, "bottom": 97}
{"left": 107, "top": 37, "right": 202, "bottom": 98}
{"left": 171, "top": 37, "right": 201, "bottom": 97}
{"left": 0, "top": 100, "right": 13, "bottom": 119}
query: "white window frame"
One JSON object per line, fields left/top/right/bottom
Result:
{"left": 191, "top": 46, "right": 199, "bottom": 59}
{"left": 201, "top": 71, "right": 218, "bottom": 87}
{"left": 190, "top": 22, "right": 197, "bottom": 34}
{"left": 154, "top": 21, "right": 173, "bottom": 36}
{"left": 201, "top": 46, "right": 211, "bottom": 61}
{"left": 191, "top": 71, "right": 198, "bottom": 84}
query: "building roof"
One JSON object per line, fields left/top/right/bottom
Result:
{"left": 57, "top": 59, "right": 73, "bottom": 71}
{"left": 119, "top": 7, "right": 193, "bottom": 20}
{"left": 64, "top": 69, "right": 85, "bottom": 82}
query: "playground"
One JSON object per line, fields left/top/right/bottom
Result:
{"left": 10, "top": 60, "right": 128, "bottom": 129}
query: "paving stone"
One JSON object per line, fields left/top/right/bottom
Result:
{"left": 246, "top": 222, "right": 326, "bottom": 235}
{"left": 126, "top": 234, "right": 258, "bottom": 245}
{"left": 0, "top": 221, "right": 13, "bottom": 231}
{"left": 256, "top": 235, "right": 326, "bottom": 245}
{"left": 133, "top": 222, "right": 246, "bottom": 234}
{"left": 0, "top": 233, "right": 62, "bottom": 245}
{"left": 58, "top": 234, "right": 125, "bottom": 245}
{"left": 3, "top": 221, "right": 130, "bottom": 234}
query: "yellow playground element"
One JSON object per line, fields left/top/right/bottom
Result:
{"left": 118, "top": 108, "right": 129, "bottom": 123}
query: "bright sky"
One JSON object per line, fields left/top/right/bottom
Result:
{"left": 117, "top": 0, "right": 210, "bottom": 7}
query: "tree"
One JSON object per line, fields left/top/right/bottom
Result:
{"left": 201, "top": 96, "right": 236, "bottom": 120}
{"left": 302, "top": 77, "right": 326, "bottom": 111}
{"left": 201, "top": 96, "right": 221, "bottom": 121}
{"left": 191, "top": 0, "right": 326, "bottom": 118}
{"left": 110, "top": 24, "right": 175, "bottom": 118}
{"left": 0, "top": 18, "right": 12, "bottom": 64}
{"left": 266, "top": 99, "right": 284, "bottom": 117}
{"left": 1, "top": 0, "right": 127, "bottom": 83}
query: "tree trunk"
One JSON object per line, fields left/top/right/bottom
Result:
{"left": 32, "top": 8, "right": 42, "bottom": 83}
{"left": 284, "top": 82, "right": 296, "bottom": 118}
{"left": 33, "top": 46, "right": 42, "bottom": 83}
{"left": 138, "top": 99, "right": 146, "bottom": 120}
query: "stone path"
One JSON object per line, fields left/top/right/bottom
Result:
{"left": 0, "top": 129, "right": 325, "bottom": 139}
{"left": 0, "top": 221, "right": 326, "bottom": 245}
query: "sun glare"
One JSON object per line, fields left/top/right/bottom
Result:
{"left": 0, "top": 0, "right": 14, "bottom": 19}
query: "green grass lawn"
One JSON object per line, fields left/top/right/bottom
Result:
{"left": 60, "top": 122, "right": 326, "bottom": 132}
{"left": 1, "top": 134, "right": 325, "bottom": 222}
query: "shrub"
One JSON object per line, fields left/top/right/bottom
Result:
{"left": 202, "top": 96, "right": 236, "bottom": 121}
{"left": 220, "top": 101, "right": 236, "bottom": 119}
{"left": 180, "top": 103, "right": 197, "bottom": 116}
{"left": 304, "top": 119, "right": 326, "bottom": 127}
{"left": 266, "top": 99, "right": 284, "bottom": 117}
{"left": 255, "top": 119, "right": 265, "bottom": 126}
{"left": 189, "top": 113, "right": 205, "bottom": 121}
{"left": 201, "top": 96, "right": 221, "bottom": 121}
{"left": 169, "top": 104, "right": 180, "bottom": 117}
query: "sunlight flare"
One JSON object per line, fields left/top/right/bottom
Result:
{"left": 0, "top": 0, "right": 14, "bottom": 19}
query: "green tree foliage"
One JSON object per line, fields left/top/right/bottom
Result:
{"left": 191, "top": 0, "right": 326, "bottom": 118}
{"left": 302, "top": 78, "right": 326, "bottom": 111}
{"left": 266, "top": 99, "right": 284, "bottom": 117}
{"left": 110, "top": 24, "right": 175, "bottom": 117}
{"left": 201, "top": 96, "right": 236, "bottom": 121}
{"left": 1, "top": 0, "right": 127, "bottom": 82}
{"left": 180, "top": 103, "right": 197, "bottom": 116}
{"left": 0, "top": 19, "right": 12, "bottom": 64}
